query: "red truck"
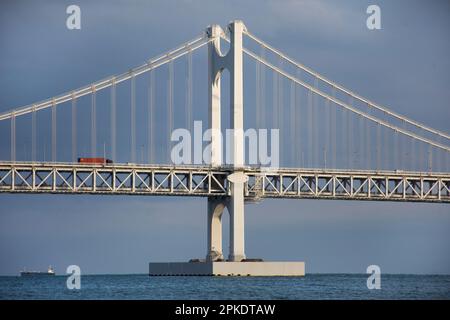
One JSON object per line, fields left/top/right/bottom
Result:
{"left": 77, "top": 157, "right": 113, "bottom": 164}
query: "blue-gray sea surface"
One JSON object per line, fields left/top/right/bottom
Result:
{"left": 0, "top": 274, "right": 449, "bottom": 300}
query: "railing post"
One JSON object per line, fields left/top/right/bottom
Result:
{"left": 11, "top": 167, "right": 15, "bottom": 191}
{"left": 93, "top": 169, "right": 96, "bottom": 192}
{"left": 403, "top": 177, "right": 406, "bottom": 199}
{"left": 73, "top": 168, "right": 77, "bottom": 192}
{"left": 32, "top": 167, "right": 36, "bottom": 191}
{"left": 52, "top": 168, "right": 56, "bottom": 191}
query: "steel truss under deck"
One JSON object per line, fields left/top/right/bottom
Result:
{"left": 0, "top": 162, "right": 449, "bottom": 203}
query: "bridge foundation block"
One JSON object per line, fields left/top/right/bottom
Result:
{"left": 149, "top": 261, "right": 305, "bottom": 277}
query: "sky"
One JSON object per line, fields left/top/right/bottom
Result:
{"left": 0, "top": 0, "right": 449, "bottom": 275}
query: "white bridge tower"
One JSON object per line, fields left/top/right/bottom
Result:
{"left": 206, "top": 20, "right": 247, "bottom": 262}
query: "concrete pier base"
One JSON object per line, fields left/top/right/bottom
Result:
{"left": 149, "top": 261, "right": 305, "bottom": 276}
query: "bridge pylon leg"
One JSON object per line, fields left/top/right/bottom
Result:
{"left": 227, "top": 173, "right": 246, "bottom": 262}
{"left": 206, "top": 196, "right": 226, "bottom": 261}
{"left": 206, "top": 189, "right": 246, "bottom": 262}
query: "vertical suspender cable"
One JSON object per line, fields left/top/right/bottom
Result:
{"left": 394, "top": 130, "right": 399, "bottom": 170}
{"left": 342, "top": 106, "right": 347, "bottom": 169}
{"left": 273, "top": 69, "right": 278, "bottom": 130}
{"left": 290, "top": 80, "right": 295, "bottom": 166}
{"left": 308, "top": 89, "right": 313, "bottom": 167}
{"left": 256, "top": 59, "right": 262, "bottom": 165}
{"left": 168, "top": 60, "right": 174, "bottom": 164}
{"left": 384, "top": 113, "right": 389, "bottom": 170}
{"left": 51, "top": 99, "right": 56, "bottom": 162}
{"left": 443, "top": 142, "right": 447, "bottom": 172}
{"left": 358, "top": 115, "right": 363, "bottom": 169}
{"left": 91, "top": 86, "right": 96, "bottom": 158}
{"left": 32, "top": 106, "right": 36, "bottom": 162}
{"left": 435, "top": 138, "right": 440, "bottom": 172}
{"left": 131, "top": 73, "right": 136, "bottom": 163}
{"left": 148, "top": 70, "right": 155, "bottom": 164}
{"left": 256, "top": 58, "right": 260, "bottom": 131}
{"left": 366, "top": 104, "right": 371, "bottom": 170}
{"left": 278, "top": 60, "right": 284, "bottom": 166}
{"left": 420, "top": 129, "right": 425, "bottom": 172}
{"left": 397, "top": 122, "right": 405, "bottom": 170}
{"left": 428, "top": 145, "right": 432, "bottom": 172}
{"left": 187, "top": 51, "right": 193, "bottom": 134}
{"left": 324, "top": 98, "right": 330, "bottom": 169}
{"left": 260, "top": 48, "right": 266, "bottom": 130}
{"left": 347, "top": 96, "right": 353, "bottom": 169}
{"left": 11, "top": 113, "right": 16, "bottom": 162}
{"left": 331, "top": 87, "right": 336, "bottom": 169}
{"left": 442, "top": 142, "right": 446, "bottom": 172}
{"left": 295, "top": 70, "right": 301, "bottom": 167}
{"left": 312, "top": 77, "right": 318, "bottom": 168}
{"left": 71, "top": 94, "right": 77, "bottom": 162}
{"left": 148, "top": 68, "right": 152, "bottom": 164}
{"left": 445, "top": 150, "right": 449, "bottom": 173}
{"left": 111, "top": 78, "right": 116, "bottom": 163}
{"left": 376, "top": 123, "right": 381, "bottom": 170}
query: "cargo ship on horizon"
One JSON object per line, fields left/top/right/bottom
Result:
{"left": 20, "top": 266, "right": 55, "bottom": 277}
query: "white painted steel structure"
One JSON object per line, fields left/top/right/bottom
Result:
{"left": 206, "top": 21, "right": 247, "bottom": 262}
{"left": 1, "top": 162, "right": 449, "bottom": 203}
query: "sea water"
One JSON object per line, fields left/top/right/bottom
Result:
{"left": 0, "top": 274, "right": 449, "bottom": 300}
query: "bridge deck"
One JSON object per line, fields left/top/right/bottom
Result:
{"left": 0, "top": 162, "right": 449, "bottom": 203}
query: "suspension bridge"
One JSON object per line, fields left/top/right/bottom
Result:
{"left": 0, "top": 21, "right": 449, "bottom": 275}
